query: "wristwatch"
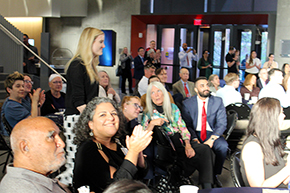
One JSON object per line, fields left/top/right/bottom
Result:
{"left": 210, "top": 137, "right": 215, "bottom": 141}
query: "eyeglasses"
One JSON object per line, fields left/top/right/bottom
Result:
{"left": 52, "top": 81, "right": 62, "bottom": 84}
{"left": 127, "top": 102, "right": 143, "bottom": 111}
{"left": 24, "top": 80, "right": 34, "bottom": 85}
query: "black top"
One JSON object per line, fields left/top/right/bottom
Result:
{"left": 73, "top": 139, "right": 146, "bottom": 193}
{"left": 226, "top": 53, "right": 238, "bottom": 73}
{"left": 41, "top": 90, "right": 65, "bottom": 116}
{"left": 65, "top": 59, "right": 99, "bottom": 115}
{"left": 240, "top": 135, "right": 286, "bottom": 188}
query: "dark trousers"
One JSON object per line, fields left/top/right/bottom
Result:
{"left": 185, "top": 141, "right": 214, "bottom": 184}
{"left": 121, "top": 71, "right": 133, "bottom": 93}
{"left": 143, "top": 138, "right": 214, "bottom": 185}
{"left": 197, "top": 131, "right": 228, "bottom": 175}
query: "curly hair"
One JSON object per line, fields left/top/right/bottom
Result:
{"left": 73, "top": 97, "right": 125, "bottom": 146}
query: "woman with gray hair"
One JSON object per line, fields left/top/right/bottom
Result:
{"left": 120, "top": 47, "right": 134, "bottom": 94}
{"left": 141, "top": 82, "right": 214, "bottom": 189}
{"left": 73, "top": 97, "right": 152, "bottom": 193}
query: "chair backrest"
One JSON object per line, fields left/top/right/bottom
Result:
{"left": 283, "top": 106, "right": 290, "bottom": 120}
{"left": 2, "top": 114, "right": 13, "bottom": 136}
{"left": 230, "top": 150, "right": 245, "bottom": 187}
{"left": 226, "top": 103, "right": 251, "bottom": 120}
{"left": 224, "top": 110, "right": 238, "bottom": 140}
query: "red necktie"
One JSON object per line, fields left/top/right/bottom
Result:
{"left": 184, "top": 83, "right": 190, "bottom": 98}
{"left": 201, "top": 101, "right": 207, "bottom": 141}
{"left": 186, "top": 55, "right": 190, "bottom": 66}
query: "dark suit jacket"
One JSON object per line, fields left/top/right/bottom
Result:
{"left": 172, "top": 80, "right": 196, "bottom": 99}
{"left": 182, "top": 95, "right": 227, "bottom": 139}
{"left": 133, "top": 55, "right": 144, "bottom": 80}
{"left": 256, "top": 78, "right": 268, "bottom": 90}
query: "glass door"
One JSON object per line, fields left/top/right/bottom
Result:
{"left": 178, "top": 25, "right": 198, "bottom": 80}
{"left": 157, "top": 26, "right": 176, "bottom": 84}
{"left": 234, "top": 26, "right": 256, "bottom": 80}
{"left": 210, "top": 25, "right": 233, "bottom": 79}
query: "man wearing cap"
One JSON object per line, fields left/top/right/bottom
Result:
{"left": 41, "top": 74, "right": 66, "bottom": 116}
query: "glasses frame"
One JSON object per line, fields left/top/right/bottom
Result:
{"left": 127, "top": 102, "right": 143, "bottom": 112}
{"left": 24, "top": 80, "right": 34, "bottom": 85}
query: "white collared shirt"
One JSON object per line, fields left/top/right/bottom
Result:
{"left": 196, "top": 97, "right": 213, "bottom": 132}
{"left": 178, "top": 50, "right": 198, "bottom": 68}
{"left": 216, "top": 85, "right": 242, "bottom": 107}
{"left": 259, "top": 81, "right": 290, "bottom": 107}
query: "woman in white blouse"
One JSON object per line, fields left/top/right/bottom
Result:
{"left": 245, "top": 50, "right": 261, "bottom": 79}
{"left": 98, "top": 70, "right": 121, "bottom": 104}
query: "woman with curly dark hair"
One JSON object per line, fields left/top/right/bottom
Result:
{"left": 73, "top": 97, "right": 152, "bottom": 193}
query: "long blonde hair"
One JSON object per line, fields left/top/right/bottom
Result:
{"left": 66, "top": 27, "right": 104, "bottom": 83}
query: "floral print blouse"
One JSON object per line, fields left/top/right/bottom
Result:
{"left": 141, "top": 103, "right": 191, "bottom": 141}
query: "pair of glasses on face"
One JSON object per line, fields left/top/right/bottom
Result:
{"left": 128, "top": 103, "right": 143, "bottom": 112}
{"left": 52, "top": 81, "right": 62, "bottom": 84}
{"left": 24, "top": 80, "right": 34, "bottom": 85}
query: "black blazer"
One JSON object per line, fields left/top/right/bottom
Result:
{"left": 133, "top": 56, "right": 144, "bottom": 80}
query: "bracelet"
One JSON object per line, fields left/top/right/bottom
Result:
{"left": 38, "top": 103, "right": 41, "bottom": 108}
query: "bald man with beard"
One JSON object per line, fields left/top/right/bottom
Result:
{"left": 0, "top": 117, "right": 67, "bottom": 193}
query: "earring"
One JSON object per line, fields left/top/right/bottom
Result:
{"left": 89, "top": 130, "right": 94, "bottom": 137}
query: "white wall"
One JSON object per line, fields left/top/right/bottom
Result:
{"left": 274, "top": 0, "right": 290, "bottom": 68}
{"left": 48, "top": 0, "right": 140, "bottom": 85}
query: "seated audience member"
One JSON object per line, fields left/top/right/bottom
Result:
{"left": 23, "top": 74, "right": 33, "bottom": 104}
{"left": 1, "top": 72, "right": 44, "bottom": 131}
{"left": 142, "top": 82, "right": 214, "bottom": 189}
{"left": 0, "top": 117, "right": 67, "bottom": 192}
{"left": 138, "top": 64, "right": 156, "bottom": 96}
{"left": 41, "top": 74, "right": 66, "bottom": 116}
{"left": 208, "top": 74, "right": 221, "bottom": 94}
{"left": 240, "top": 74, "right": 260, "bottom": 99}
{"left": 282, "top": 63, "right": 290, "bottom": 75}
{"left": 98, "top": 70, "right": 121, "bottom": 103}
{"left": 103, "top": 179, "right": 152, "bottom": 193}
{"left": 140, "top": 75, "right": 174, "bottom": 108}
{"left": 256, "top": 68, "right": 268, "bottom": 90}
{"left": 173, "top": 68, "right": 196, "bottom": 99}
{"left": 216, "top": 73, "right": 242, "bottom": 107}
{"left": 156, "top": 67, "right": 170, "bottom": 92}
{"left": 241, "top": 98, "right": 290, "bottom": 188}
{"left": 263, "top": 53, "right": 278, "bottom": 71}
{"left": 154, "top": 49, "right": 161, "bottom": 70}
{"left": 259, "top": 68, "right": 290, "bottom": 108}
{"left": 73, "top": 97, "right": 152, "bottom": 193}
{"left": 121, "top": 96, "right": 143, "bottom": 139}
{"left": 182, "top": 77, "right": 228, "bottom": 187}
{"left": 283, "top": 73, "right": 290, "bottom": 95}
{"left": 145, "top": 49, "right": 156, "bottom": 67}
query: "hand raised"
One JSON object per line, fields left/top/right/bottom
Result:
{"left": 126, "top": 125, "right": 153, "bottom": 153}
